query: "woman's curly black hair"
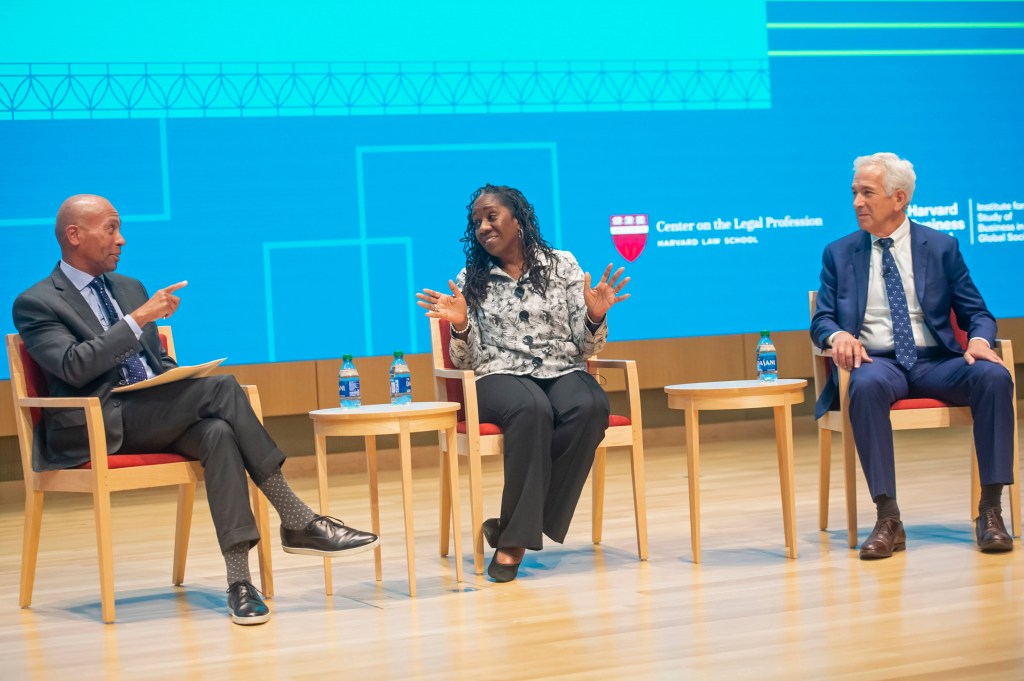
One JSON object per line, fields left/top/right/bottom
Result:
{"left": 460, "top": 184, "right": 554, "bottom": 308}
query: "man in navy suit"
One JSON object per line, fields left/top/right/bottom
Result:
{"left": 811, "top": 153, "right": 1015, "bottom": 559}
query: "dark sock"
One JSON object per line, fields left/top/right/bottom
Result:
{"left": 257, "top": 469, "right": 317, "bottom": 530}
{"left": 979, "top": 484, "right": 1004, "bottom": 515}
{"left": 224, "top": 542, "right": 252, "bottom": 586}
{"left": 874, "top": 494, "right": 900, "bottom": 521}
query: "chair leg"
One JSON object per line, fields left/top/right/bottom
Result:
{"left": 970, "top": 439, "right": 981, "bottom": 522}
{"left": 439, "top": 449, "right": 452, "bottom": 557}
{"left": 20, "top": 489, "right": 44, "bottom": 609}
{"left": 818, "top": 428, "right": 832, "bottom": 531}
{"left": 467, "top": 452, "right": 485, "bottom": 576}
{"left": 250, "top": 484, "right": 275, "bottom": 598}
{"left": 842, "top": 431, "right": 858, "bottom": 549}
{"left": 172, "top": 482, "right": 196, "bottom": 586}
{"left": 93, "top": 487, "right": 116, "bottom": 624}
{"left": 591, "top": 447, "right": 607, "bottom": 546}
{"left": 629, "top": 436, "right": 649, "bottom": 561}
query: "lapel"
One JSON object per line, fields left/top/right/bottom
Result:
{"left": 50, "top": 265, "right": 105, "bottom": 337}
{"left": 909, "top": 221, "right": 929, "bottom": 308}
{"left": 850, "top": 231, "right": 871, "bottom": 325}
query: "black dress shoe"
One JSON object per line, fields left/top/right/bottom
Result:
{"left": 482, "top": 518, "right": 500, "bottom": 549}
{"left": 487, "top": 549, "right": 522, "bottom": 583}
{"left": 227, "top": 580, "right": 270, "bottom": 625}
{"left": 976, "top": 508, "right": 1014, "bottom": 552}
{"left": 281, "top": 515, "right": 379, "bottom": 556}
{"left": 859, "top": 517, "right": 906, "bottom": 560}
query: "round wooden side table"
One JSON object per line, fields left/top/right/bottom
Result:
{"left": 664, "top": 379, "right": 807, "bottom": 563}
{"left": 309, "top": 402, "right": 463, "bottom": 597}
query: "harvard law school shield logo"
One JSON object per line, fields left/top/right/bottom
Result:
{"left": 609, "top": 214, "right": 649, "bottom": 262}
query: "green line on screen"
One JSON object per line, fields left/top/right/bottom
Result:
{"left": 767, "top": 22, "right": 1024, "bottom": 30}
{"left": 769, "top": 48, "right": 1024, "bottom": 57}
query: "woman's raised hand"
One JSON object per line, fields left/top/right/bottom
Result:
{"left": 583, "top": 264, "right": 630, "bottom": 323}
{"left": 415, "top": 280, "right": 468, "bottom": 329}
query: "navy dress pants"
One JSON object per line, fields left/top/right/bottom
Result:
{"left": 848, "top": 349, "right": 1014, "bottom": 500}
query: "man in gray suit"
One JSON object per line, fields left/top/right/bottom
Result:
{"left": 13, "top": 194, "right": 378, "bottom": 625}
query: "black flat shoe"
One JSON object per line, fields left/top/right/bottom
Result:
{"left": 482, "top": 518, "right": 500, "bottom": 549}
{"left": 227, "top": 580, "right": 270, "bottom": 626}
{"left": 281, "top": 515, "right": 379, "bottom": 556}
{"left": 487, "top": 549, "right": 522, "bottom": 583}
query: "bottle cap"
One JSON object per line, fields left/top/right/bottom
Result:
{"left": 394, "top": 350, "right": 404, "bottom": 358}
{"left": 760, "top": 330, "right": 770, "bottom": 336}
{"left": 342, "top": 354, "right": 353, "bottom": 361}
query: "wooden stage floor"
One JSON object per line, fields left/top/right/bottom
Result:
{"left": 1, "top": 418, "right": 1023, "bottom": 680}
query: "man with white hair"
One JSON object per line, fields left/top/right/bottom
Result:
{"left": 810, "top": 153, "right": 1015, "bottom": 559}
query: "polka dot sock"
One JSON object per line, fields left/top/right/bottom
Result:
{"left": 224, "top": 542, "right": 252, "bottom": 586}
{"left": 258, "top": 468, "right": 317, "bottom": 530}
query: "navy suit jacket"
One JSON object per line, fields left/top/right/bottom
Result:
{"left": 810, "top": 221, "right": 996, "bottom": 419}
{"left": 12, "top": 265, "right": 178, "bottom": 471}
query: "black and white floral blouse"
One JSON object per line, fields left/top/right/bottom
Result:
{"left": 450, "top": 249, "right": 608, "bottom": 378}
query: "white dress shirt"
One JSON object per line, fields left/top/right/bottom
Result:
{"left": 857, "top": 218, "right": 938, "bottom": 351}
{"left": 60, "top": 261, "right": 157, "bottom": 378}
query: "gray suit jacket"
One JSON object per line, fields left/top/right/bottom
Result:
{"left": 12, "top": 264, "right": 178, "bottom": 471}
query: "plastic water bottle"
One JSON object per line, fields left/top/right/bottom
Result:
{"left": 756, "top": 330, "right": 778, "bottom": 383}
{"left": 389, "top": 351, "right": 412, "bottom": 405}
{"left": 338, "top": 354, "right": 361, "bottom": 408}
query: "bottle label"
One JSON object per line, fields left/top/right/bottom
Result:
{"left": 339, "top": 378, "right": 361, "bottom": 398}
{"left": 757, "top": 352, "right": 777, "bottom": 373}
{"left": 391, "top": 375, "right": 411, "bottom": 395}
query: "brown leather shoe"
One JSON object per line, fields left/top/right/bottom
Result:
{"left": 976, "top": 508, "right": 1014, "bottom": 552}
{"left": 859, "top": 517, "right": 906, "bottom": 559}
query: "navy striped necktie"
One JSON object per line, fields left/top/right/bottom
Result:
{"left": 88, "top": 277, "right": 150, "bottom": 384}
{"left": 877, "top": 237, "right": 917, "bottom": 370}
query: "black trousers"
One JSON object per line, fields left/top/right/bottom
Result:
{"left": 476, "top": 371, "right": 610, "bottom": 550}
{"left": 116, "top": 374, "right": 286, "bottom": 552}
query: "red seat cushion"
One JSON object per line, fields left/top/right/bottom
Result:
{"left": 76, "top": 453, "right": 194, "bottom": 469}
{"left": 456, "top": 414, "right": 631, "bottom": 435}
{"left": 891, "top": 398, "right": 956, "bottom": 410}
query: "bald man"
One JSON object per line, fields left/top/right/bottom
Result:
{"left": 13, "top": 195, "right": 378, "bottom": 625}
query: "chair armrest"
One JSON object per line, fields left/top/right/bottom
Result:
{"left": 586, "top": 358, "right": 633, "bottom": 370}
{"left": 434, "top": 367, "right": 475, "bottom": 381}
{"left": 587, "top": 358, "right": 643, "bottom": 430}
{"left": 811, "top": 346, "right": 832, "bottom": 358}
{"left": 994, "top": 338, "right": 1015, "bottom": 370}
{"left": 18, "top": 396, "right": 100, "bottom": 409}
{"left": 17, "top": 395, "right": 112, "bottom": 470}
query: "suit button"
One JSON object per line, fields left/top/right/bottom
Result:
{"left": 523, "top": 335, "right": 533, "bottom": 346}
{"left": 532, "top": 356, "right": 543, "bottom": 367}
{"left": 112, "top": 400, "right": 120, "bottom": 407}
{"left": 118, "top": 380, "right": 127, "bottom": 386}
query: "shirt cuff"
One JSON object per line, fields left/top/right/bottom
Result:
{"left": 125, "top": 314, "right": 144, "bottom": 338}
{"left": 826, "top": 330, "right": 843, "bottom": 347}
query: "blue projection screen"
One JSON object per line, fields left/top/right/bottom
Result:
{"left": 1, "top": 1, "right": 1022, "bottom": 377}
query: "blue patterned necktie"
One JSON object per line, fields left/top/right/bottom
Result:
{"left": 877, "top": 237, "right": 917, "bottom": 371}
{"left": 88, "top": 277, "right": 150, "bottom": 384}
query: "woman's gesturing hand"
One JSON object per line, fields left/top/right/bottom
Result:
{"left": 416, "top": 280, "right": 469, "bottom": 329}
{"left": 583, "top": 264, "right": 630, "bottom": 323}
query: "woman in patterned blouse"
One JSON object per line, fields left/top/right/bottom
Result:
{"left": 416, "top": 184, "right": 630, "bottom": 582}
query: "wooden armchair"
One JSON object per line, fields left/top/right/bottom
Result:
{"left": 429, "top": 317, "right": 648, "bottom": 575}
{"left": 7, "top": 328, "right": 274, "bottom": 623}
{"left": 808, "top": 291, "right": 1020, "bottom": 548}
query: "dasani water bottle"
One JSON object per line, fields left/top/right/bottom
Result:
{"left": 756, "top": 330, "right": 778, "bottom": 383}
{"left": 389, "top": 351, "right": 412, "bottom": 405}
{"left": 338, "top": 354, "right": 361, "bottom": 408}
